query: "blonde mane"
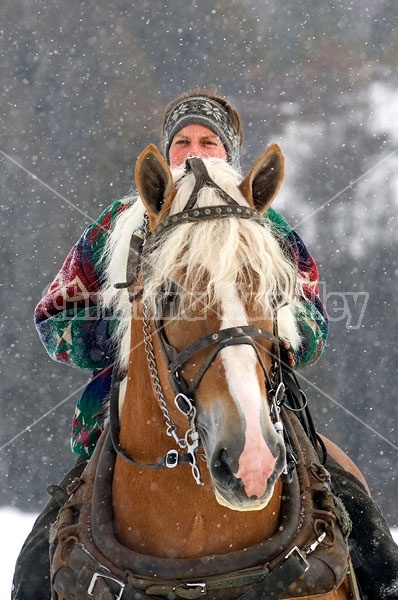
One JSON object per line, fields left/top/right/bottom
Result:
{"left": 102, "top": 158, "right": 301, "bottom": 370}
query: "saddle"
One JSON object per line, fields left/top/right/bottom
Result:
{"left": 50, "top": 410, "right": 351, "bottom": 600}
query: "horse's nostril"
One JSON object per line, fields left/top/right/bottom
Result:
{"left": 213, "top": 448, "right": 235, "bottom": 474}
{"left": 212, "top": 448, "right": 243, "bottom": 492}
{"left": 212, "top": 448, "right": 226, "bottom": 470}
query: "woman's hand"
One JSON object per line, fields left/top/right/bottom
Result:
{"left": 281, "top": 341, "right": 295, "bottom": 367}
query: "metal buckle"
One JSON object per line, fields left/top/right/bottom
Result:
{"left": 88, "top": 572, "right": 126, "bottom": 600}
{"left": 186, "top": 582, "right": 207, "bottom": 594}
{"left": 175, "top": 582, "right": 207, "bottom": 597}
{"left": 284, "top": 546, "right": 310, "bottom": 573}
{"left": 165, "top": 449, "right": 179, "bottom": 468}
{"left": 175, "top": 392, "right": 195, "bottom": 417}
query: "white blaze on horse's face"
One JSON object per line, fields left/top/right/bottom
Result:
{"left": 209, "top": 285, "right": 285, "bottom": 511}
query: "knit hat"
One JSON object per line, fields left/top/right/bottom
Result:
{"left": 162, "top": 96, "right": 242, "bottom": 169}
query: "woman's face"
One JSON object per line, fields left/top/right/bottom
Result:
{"left": 168, "top": 124, "right": 228, "bottom": 168}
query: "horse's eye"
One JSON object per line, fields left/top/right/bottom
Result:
{"left": 164, "top": 290, "right": 178, "bottom": 305}
{"left": 162, "top": 284, "right": 180, "bottom": 313}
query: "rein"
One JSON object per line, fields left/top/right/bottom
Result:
{"left": 110, "top": 157, "right": 292, "bottom": 483}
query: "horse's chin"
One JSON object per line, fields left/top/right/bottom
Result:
{"left": 214, "top": 481, "right": 277, "bottom": 512}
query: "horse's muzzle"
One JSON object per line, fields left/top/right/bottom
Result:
{"left": 208, "top": 441, "right": 286, "bottom": 512}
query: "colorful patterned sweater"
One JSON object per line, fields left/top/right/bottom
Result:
{"left": 35, "top": 198, "right": 329, "bottom": 457}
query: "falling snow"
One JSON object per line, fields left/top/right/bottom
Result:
{"left": 1, "top": 0, "right": 397, "bottom": 592}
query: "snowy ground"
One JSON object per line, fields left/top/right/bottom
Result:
{"left": 1, "top": 507, "right": 397, "bottom": 598}
{"left": 1, "top": 508, "right": 38, "bottom": 598}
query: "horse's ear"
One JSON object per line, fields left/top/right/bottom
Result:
{"left": 239, "top": 144, "right": 285, "bottom": 213}
{"left": 135, "top": 144, "right": 174, "bottom": 218}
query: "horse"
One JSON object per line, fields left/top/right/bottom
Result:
{"left": 50, "top": 144, "right": 365, "bottom": 599}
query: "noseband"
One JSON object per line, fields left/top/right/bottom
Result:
{"left": 110, "top": 158, "right": 288, "bottom": 484}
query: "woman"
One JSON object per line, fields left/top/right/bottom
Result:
{"left": 12, "top": 89, "right": 397, "bottom": 599}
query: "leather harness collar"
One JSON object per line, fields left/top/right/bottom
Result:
{"left": 51, "top": 414, "right": 351, "bottom": 599}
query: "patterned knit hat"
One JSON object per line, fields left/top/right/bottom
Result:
{"left": 162, "top": 96, "right": 242, "bottom": 169}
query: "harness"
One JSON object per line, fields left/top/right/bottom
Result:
{"left": 51, "top": 158, "right": 353, "bottom": 599}
{"left": 51, "top": 414, "right": 351, "bottom": 600}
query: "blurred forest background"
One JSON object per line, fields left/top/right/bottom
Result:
{"left": 1, "top": 0, "right": 397, "bottom": 526}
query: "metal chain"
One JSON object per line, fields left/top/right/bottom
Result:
{"left": 142, "top": 301, "right": 187, "bottom": 449}
{"left": 139, "top": 207, "right": 204, "bottom": 484}
{"left": 141, "top": 214, "right": 184, "bottom": 446}
{"left": 141, "top": 301, "right": 203, "bottom": 485}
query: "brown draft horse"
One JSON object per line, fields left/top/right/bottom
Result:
{"left": 52, "top": 145, "right": 367, "bottom": 599}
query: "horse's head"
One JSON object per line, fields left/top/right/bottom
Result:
{"left": 132, "top": 145, "right": 300, "bottom": 511}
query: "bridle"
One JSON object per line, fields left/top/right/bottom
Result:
{"left": 110, "top": 157, "right": 290, "bottom": 485}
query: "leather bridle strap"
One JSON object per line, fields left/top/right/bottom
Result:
{"left": 146, "top": 204, "right": 263, "bottom": 250}
{"left": 155, "top": 320, "right": 280, "bottom": 399}
{"left": 183, "top": 156, "right": 242, "bottom": 210}
{"left": 144, "top": 157, "right": 263, "bottom": 247}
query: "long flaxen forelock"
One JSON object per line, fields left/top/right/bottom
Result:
{"left": 142, "top": 159, "right": 301, "bottom": 321}
{"left": 102, "top": 159, "right": 303, "bottom": 371}
{"left": 142, "top": 210, "right": 301, "bottom": 320}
